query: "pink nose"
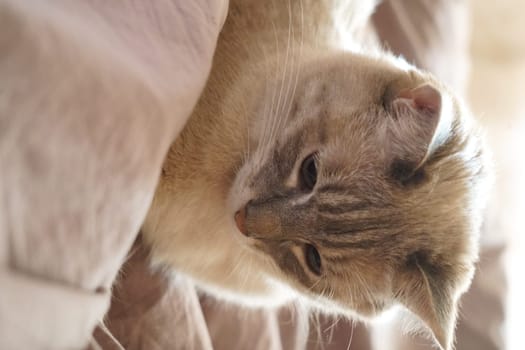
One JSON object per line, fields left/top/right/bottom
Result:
{"left": 234, "top": 206, "right": 248, "bottom": 236}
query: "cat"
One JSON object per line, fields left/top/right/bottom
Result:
{"left": 142, "top": 1, "right": 491, "bottom": 349}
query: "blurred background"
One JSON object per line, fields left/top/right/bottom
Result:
{"left": 469, "top": 1, "right": 525, "bottom": 350}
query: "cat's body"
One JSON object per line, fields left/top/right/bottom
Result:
{"left": 143, "top": 1, "right": 491, "bottom": 349}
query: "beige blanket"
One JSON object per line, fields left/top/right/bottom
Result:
{"left": 1, "top": 0, "right": 226, "bottom": 348}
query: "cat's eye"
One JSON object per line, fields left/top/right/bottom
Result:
{"left": 300, "top": 154, "right": 318, "bottom": 191}
{"left": 304, "top": 244, "right": 322, "bottom": 275}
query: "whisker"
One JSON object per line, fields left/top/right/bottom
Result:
{"left": 278, "top": 0, "right": 296, "bottom": 132}
{"left": 239, "top": 250, "right": 255, "bottom": 291}
{"left": 97, "top": 321, "right": 125, "bottom": 350}
{"left": 268, "top": 0, "right": 293, "bottom": 147}
{"left": 259, "top": 8, "right": 281, "bottom": 157}
{"left": 346, "top": 319, "right": 356, "bottom": 350}
{"left": 260, "top": 40, "right": 276, "bottom": 161}
{"left": 239, "top": 78, "right": 251, "bottom": 163}
{"left": 311, "top": 309, "right": 327, "bottom": 350}
{"left": 284, "top": 0, "right": 304, "bottom": 124}
{"left": 226, "top": 248, "right": 246, "bottom": 281}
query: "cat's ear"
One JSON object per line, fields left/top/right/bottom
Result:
{"left": 394, "top": 256, "right": 458, "bottom": 350}
{"left": 383, "top": 83, "right": 451, "bottom": 181}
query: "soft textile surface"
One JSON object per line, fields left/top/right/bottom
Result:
{"left": 0, "top": 0, "right": 227, "bottom": 348}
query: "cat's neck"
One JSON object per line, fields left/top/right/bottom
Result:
{"left": 222, "top": 0, "right": 376, "bottom": 59}
{"left": 219, "top": 0, "right": 360, "bottom": 64}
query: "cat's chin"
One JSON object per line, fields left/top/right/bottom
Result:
{"left": 191, "top": 270, "right": 385, "bottom": 322}
{"left": 187, "top": 272, "right": 302, "bottom": 308}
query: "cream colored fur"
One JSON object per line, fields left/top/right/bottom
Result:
{"left": 143, "top": 1, "right": 491, "bottom": 349}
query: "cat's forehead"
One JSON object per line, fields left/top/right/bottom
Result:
{"left": 286, "top": 102, "right": 386, "bottom": 174}
{"left": 317, "top": 144, "right": 392, "bottom": 205}
{"left": 291, "top": 53, "right": 405, "bottom": 113}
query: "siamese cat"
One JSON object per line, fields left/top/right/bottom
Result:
{"left": 143, "top": 1, "right": 491, "bottom": 349}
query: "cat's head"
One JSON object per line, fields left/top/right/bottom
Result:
{"left": 229, "top": 53, "right": 490, "bottom": 350}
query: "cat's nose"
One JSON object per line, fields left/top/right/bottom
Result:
{"left": 234, "top": 206, "right": 248, "bottom": 236}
